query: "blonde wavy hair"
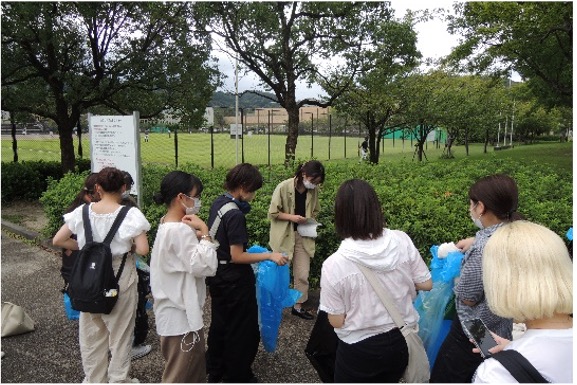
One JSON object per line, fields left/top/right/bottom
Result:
{"left": 483, "top": 220, "right": 573, "bottom": 322}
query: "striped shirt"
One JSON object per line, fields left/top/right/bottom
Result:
{"left": 454, "top": 223, "right": 513, "bottom": 339}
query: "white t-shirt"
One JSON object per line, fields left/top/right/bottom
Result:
{"left": 473, "top": 328, "right": 573, "bottom": 383}
{"left": 320, "top": 229, "right": 431, "bottom": 344}
{"left": 150, "top": 222, "right": 218, "bottom": 336}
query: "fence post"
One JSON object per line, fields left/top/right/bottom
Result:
{"left": 328, "top": 114, "right": 332, "bottom": 160}
{"left": 174, "top": 127, "right": 178, "bottom": 168}
{"left": 77, "top": 120, "right": 83, "bottom": 158}
{"left": 267, "top": 111, "right": 271, "bottom": 167}
{"left": 210, "top": 125, "right": 214, "bottom": 169}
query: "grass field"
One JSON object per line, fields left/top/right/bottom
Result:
{"left": 1, "top": 133, "right": 573, "bottom": 173}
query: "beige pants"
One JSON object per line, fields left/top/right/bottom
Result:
{"left": 292, "top": 231, "right": 312, "bottom": 304}
{"left": 160, "top": 330, "right": 206, "bottom": 383}
{"left": 79, "top": 277, "right": 137, "bottom": 383}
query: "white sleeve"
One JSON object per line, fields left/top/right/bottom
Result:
{"left": 63, "top": 205, "right": 84, "bottom": 234}
{"left": 117, "top": 207, "right": 151, "bottom": 241}
{"left": 171, "top": 225, "right": 218, "bottom": 277}
{"left": 473, "top": 358, "right": 518, "bottom": 383}
{"left": 319, "top": 258, "right": 345, "bottom": 315}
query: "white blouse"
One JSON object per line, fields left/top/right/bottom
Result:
{"left": 150, "top": 221, "right": 218, "bottom": 336}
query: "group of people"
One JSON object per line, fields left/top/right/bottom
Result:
{"left": 53, "top": 162, "right": 572, "bottom": 383}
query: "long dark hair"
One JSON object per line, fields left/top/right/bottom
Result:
{"left": 334, "top": 179, "right": 385, "bottom": 240}
{"left": 469, "top": 174, "right": 523, "bottom": 221}
{"left": 153, "top": 171, "right": 203, "bottom": 206}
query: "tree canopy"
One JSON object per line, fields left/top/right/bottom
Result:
{"left": 198, "top": 2, "right": 402, "bottom": 165}
{"left": 2, "top": 2, "right": 219, "bottom": 172}
{"left": 447, "top": 1, "right": 572, "bottom": 108}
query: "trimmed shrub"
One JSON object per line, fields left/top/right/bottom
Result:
{"left": 41, "top": 159, "right": 573, "bottom": 288}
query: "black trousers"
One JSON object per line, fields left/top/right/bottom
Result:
{"left": 206, "top": 283, "right": 260, "bottom": 382}
{"left": 334, "top": 327, "right": 408, "bottom": 383}
{"left": 430, "top": 314, "right": 484, "bottom": 383}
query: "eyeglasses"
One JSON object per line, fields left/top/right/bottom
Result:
{"left": 182, "top": 193, "right": 199, "bottom": 200}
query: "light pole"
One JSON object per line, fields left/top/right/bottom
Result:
{"left": 305, "top": 112, "right": 314, "bottom": 158}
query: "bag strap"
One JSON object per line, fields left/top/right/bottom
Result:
{"left": 354, "top": 262, "right": 406, "bottom": 330}
{"left": 209, "top": 201, "right": 239, "bottom": 238}
{"left": 82, "top": 204, "right": 93, "bottom": 243}
{"left": 81, "top": 204, "right": 130, "bottom": 246}
{"left": 491, "top": 350, "right": 548, "bottom": 383}
{"left": 103, "top": 206, "right": 131, "bottom": 245}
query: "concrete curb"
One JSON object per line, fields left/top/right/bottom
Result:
{"left": 1, "top": 220, "right": 58, "bottom": 251}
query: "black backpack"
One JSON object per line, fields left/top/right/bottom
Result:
{"left": 68, "top": 204, "right": 130, "bottom": 314}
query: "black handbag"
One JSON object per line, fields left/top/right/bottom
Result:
{"left": 304, "top": 310, "right": 338, "bottom": 383}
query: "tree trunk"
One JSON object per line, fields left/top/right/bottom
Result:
{"left": 10, "top": 112, "right": 18, "bottom": 163}
{"left": 59, "top": 122, "right": 77, "bottom": 173}
{"left": 284, "top": 104, "right": 300, "bottom": 167}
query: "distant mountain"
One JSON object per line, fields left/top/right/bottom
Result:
{"left": 209, "top": 91, "right": 280, "bottom": 108}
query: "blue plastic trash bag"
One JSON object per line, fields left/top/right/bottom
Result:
{"left": 566, "top": 227, "right": 573, "bottom": 241}
{"left": 63, "top": 292, "right": 80, "bottom": 320}
{"left": 414, "top": 245, "right": 464, "bottom": 368}
{"left": 248, "top": 245, "right": 301, "bottom": 352}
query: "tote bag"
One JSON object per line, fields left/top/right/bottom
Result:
{"left": 1, "top": 302, "right": 35, "bottom": 337}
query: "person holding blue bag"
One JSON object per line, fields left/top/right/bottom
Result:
{"left": 205, "top": 163, "right": 288, "bottom": 383}
{"left": 430, "top": 174, "right": 523, "bottom": 383}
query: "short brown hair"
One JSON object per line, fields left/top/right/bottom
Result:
{"left": 334, "top": 179, "right": 384, "bottom": 240}
{"left": 224, "top": 163, "right": 263, "bottom": 193}
{"left": 469, "top": 174, "right": 522, "bottom": 221}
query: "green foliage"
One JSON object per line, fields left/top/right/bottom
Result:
{"left": 1, "top": 159, "right": 91, "bottom": 203}
{"left": 447, "top": 2, "right": 572, "bottom": 107}
{"left": 40, "top": 157, "right": 573, "bottom": 289}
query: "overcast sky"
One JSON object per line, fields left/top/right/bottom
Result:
{"left": 214, "top": 1, "right": 462, "bottom": 100}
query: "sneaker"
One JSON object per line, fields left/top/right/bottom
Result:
{"left": 130, "top": 344, "right": 152, "bottom": 361}
{"left": 291, "top": 307, "right": 314, "bottom": 320}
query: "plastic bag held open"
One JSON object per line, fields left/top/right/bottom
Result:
{"left": 248, "top": 245, "right": 301, "bottom": 352}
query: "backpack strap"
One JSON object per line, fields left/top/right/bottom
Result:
{"left": 491, "top": 350, "right": 548, "bottom": 383}
{"left": 208, "top": 201, "right": 239, "bottom": 238}
{"left": 82, "top": 204, "right": 93, "bottom": 243}
{"left": 103, "top": 206, "right": 131, "bottom": 245}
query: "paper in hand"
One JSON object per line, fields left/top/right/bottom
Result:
{"left": 297, "top": 218, "right": 322, "bottom": 238}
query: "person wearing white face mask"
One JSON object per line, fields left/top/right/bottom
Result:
{"left": 150, "top": 171, "right": 218, "bottom": 382}
{"left": 430, "top": 174, "right": 524, "bottom": 383}
{"left": 268, "top": 160, "right": 326, "bottom": 320}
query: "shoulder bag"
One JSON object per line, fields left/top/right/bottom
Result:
{"left": 491, "top": 349, "right": 548, "bottom": 383}
{"left": 355, "top": 263, "right": 430, "bottom": 383}
{"left": 1, "top": 302, "right": 35, "bottom": 337}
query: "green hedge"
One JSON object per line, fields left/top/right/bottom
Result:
{"left": 1, "top": 159, "right": 91, "bottom": 203}
{"left": 40, "top": 158, "right": 572, "bottom": 289}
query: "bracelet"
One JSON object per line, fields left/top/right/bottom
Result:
{"left": 201, "top": 234, "right": 212, "bottom": 240}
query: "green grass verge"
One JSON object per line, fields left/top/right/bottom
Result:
{"left": 2, "top": 133, "right": 572, "bottom": 173}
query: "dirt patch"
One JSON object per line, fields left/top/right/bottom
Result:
{"left": 1, "top": 200, "right": 48, "bottom": 233}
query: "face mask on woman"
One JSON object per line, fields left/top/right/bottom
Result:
{"left": 182, "top": 196, "right": 201, "bottom": 215}
{"left": 303, "top": 179, "right": 316, "bottom": 190}
{"left": 470, "top": 203, "right": 484, "bottom": 229}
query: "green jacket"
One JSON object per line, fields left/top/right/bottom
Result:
{"left": 268, "top": 177, "right": 320, "bottom": 259}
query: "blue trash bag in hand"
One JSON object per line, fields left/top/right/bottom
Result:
{"left": 248, "top": 245, "right": 301, "bottom": 352}
{"left": 414, "top": 245, "right": 464, "bottom": 368}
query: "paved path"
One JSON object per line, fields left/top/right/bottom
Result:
{"left": 1, "top": 228, "right": 321, "bottom": 383}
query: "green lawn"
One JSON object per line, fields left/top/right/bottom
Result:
{"left": 1, "top": 133, "right": 572, "bottom": 173}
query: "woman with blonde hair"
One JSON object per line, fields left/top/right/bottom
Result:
{"left": 472, "top": 220, "right": 572, "bottom": 383}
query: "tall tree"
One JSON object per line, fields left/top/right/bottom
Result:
{"left": 198, "top": 2, "right": 395, "bottom": 165}
{"left": 328, "top": 18, "right": 421, "bottom": 164}
{"left": 446, "top": 2, "right": 572, "bottom": 108}
{"left": 2, "top": 2, "right": 218, "bottom": 172}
